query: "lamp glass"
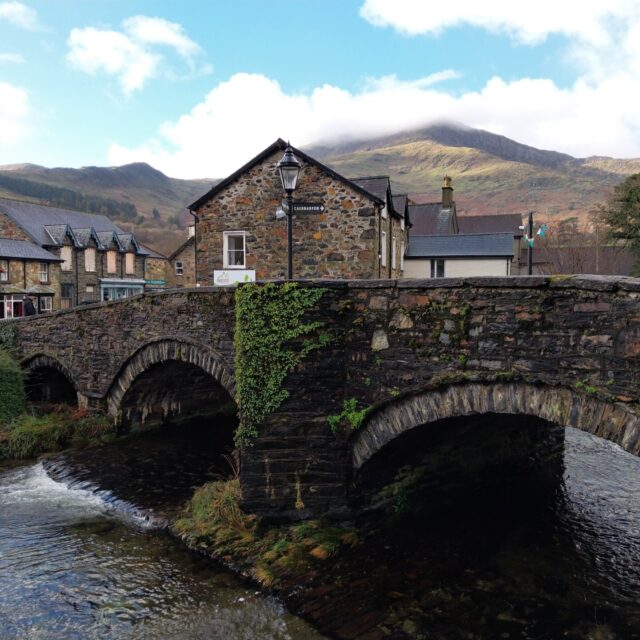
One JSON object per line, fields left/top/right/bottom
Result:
{"left": 277, "top": 146, "right": 301, "bottom": 192}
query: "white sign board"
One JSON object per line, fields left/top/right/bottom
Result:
{"left": 213, "top": 270, "right": 256, "bottom": 286}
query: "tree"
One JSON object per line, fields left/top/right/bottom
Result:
{"left": 604, "top": 173, "right": 640, "bottom": 275}
{"left": 152, "top": 208, "right": 161, "bottom": 221}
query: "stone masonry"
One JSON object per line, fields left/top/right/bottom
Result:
{"left": 193, "top": 144, "right": 384, "bottom": 282}
{"left": 9, "top": 275, "right": 640, "bottom": 520}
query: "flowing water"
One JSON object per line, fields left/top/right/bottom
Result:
{"left": 1, "top": 423, "right": 640, "bottom": 639}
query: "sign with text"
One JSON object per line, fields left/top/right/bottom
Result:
{"left": 282, "top": 201, "right": 325, "bottom": 214}
{"left": 213, "top": 270, "right": 256, "bottom": 286}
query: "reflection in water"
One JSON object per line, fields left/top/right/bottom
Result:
{"left": 0, "top": 426, "right": 325, "bottom": 640}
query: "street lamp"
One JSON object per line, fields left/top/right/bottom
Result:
{"left": 277, "top": 144, "right": 301, "bottom": 279}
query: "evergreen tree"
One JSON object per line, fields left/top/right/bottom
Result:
{"left": 604, "top": 173, "right": 640, "bottom": 275}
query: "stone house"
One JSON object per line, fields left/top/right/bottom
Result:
{"left": 0, "top": 238, "right": 62, "bottom": 318}
{"left": 166, "top": 226, "right": 196, "bottom": 288}
{"left": 0, "top": 198, "right": 147, "bottom": 312}
{"left": 143, "top": 245, "right": 169, "bottom": 291}
{"left": 188, "top": 139, "right": 409, "bottom": 283}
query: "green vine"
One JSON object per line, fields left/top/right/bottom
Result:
{"left": 234, "top": 282, "right": 327, "bottom": 447}
{"left": 327, "top": 397, "right": 370, "bottom": 433}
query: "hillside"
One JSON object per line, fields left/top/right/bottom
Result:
{"left": 310, "top": 124, "right": 640, "bottom": 224}
{"left": 1, "top": 124, "right": 638, "bottom": 254}
{"left": 0, "top": 162, "right": 213, "bottom": 255}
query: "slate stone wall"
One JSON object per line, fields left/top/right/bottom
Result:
{"left": 9, "top": 276, "right": 640, "bottom": 520}
{"left": 13, "top": 288, "right": 236, "bottom": 405}
{"left": 241, "top": 275, "right": 640, "bottom": 519}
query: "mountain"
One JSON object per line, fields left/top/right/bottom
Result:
{"left": 309, "top": 123, "right": 640, "bottom": 222}
{"left": 2, "top": 124, "right": 639, "bottom": 254}
{"left": 0, "top": 162, "right": 214, "bottom": 255}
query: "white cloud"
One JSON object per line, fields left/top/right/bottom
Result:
{"left": 0, "top": 81, "right": 30, "bottom": 144}
{"left": 107, "top": 69, "right": 640, "bottom": 179}
{"left": 0, "top": 1, "right": 40, "bottom": 30}
{"left": 359, "top": 0, "right": 640, "bottom": 45}
{"left": 67, "top": 15, "right": 208, "bottom": 95}
{"left": 0, "top": 52, "right": 25, "bottom": 63}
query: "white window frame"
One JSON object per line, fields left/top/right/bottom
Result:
{"left": 175, "top": 261, "right": 184, "bottom": 276}
{"left": 392, "top": 237, "right": 397, "bottom": 269}
{"left": 0, "top": 260, "right": 8, "bottom": 281}
{"left": 39, "top": 262, "right": 49, "bottom": 283}
{"left": 430, "top": 258, "right": 445, "bottom": 278}
{"left": 223, "top": 231, "right": 246, "bottom": 269}
{"left": 381, "top": 230, "right": 387, "bottom": 267}
{"left": 60, "top": 246, "right": 73, "bottom": 271}
{"left": 85, "top": 247, "right": 96, "bottom": 272}
{"left": 400, "top": 241, "right": 405, "bottom": 271}
{"left": 39, "top": 296, "right": 52, "bottom": 312}
{"left": 125, "top": 252, "right": 135, "bottom": 275}
{"left": 106, "top": 250, "right": 117, "bottom": 274}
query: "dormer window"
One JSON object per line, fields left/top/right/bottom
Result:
{"left": 125, "top": 252, "right": 135, "bottom": 274}
{"left": 60, "top": 246, "right": 72, "bottom": 271}
{"left": 107, "top": 250, "right": 117, "bottom": 273}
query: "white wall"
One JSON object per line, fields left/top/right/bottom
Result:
{"left": 403, "top": 258, "right": 510, "bottom": 278}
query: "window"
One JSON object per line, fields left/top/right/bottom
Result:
{"left": 125, "top": 252, "right": 135, "bottom": 274}
{"left": 392, "top": 237, "right": 397, "bottom": 269}
{"left": 60, "top": 246, "right": 73, "bottom": 271}
{"left": 175, "top": 261, "right": 184, "bottom": 276}
{"left": 61, "top": 283, "right": 74, "bottom": 309}
{"left": 39, "top": 262, "right": 49, "bottom": 283}
{"left": 85, "top": 248, "right": 96, "bottom": 272}
{"left": 400, "top": 242, "right": 405, "bottom": 271}
{"left": 381, "top": 230, "right": 387, "bottom": 267}
{"left": 0, "top": 260, "right": 7, "bottom": 281}
{"left": 39, "top": 296, "right": 52, "bottom": 313}
{"left": 223, "top": 231, "right": 246, "bottom": 268}
{"left": 1, "top": 295, "right": 23, "bottom": 318}
{"left": 430, "top": 259, "right": 445, "bottom": 278}
{"left": 107, "top": 250, "right": 117, "bottom": 274}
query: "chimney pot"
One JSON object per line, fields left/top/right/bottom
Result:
{"left": 442, "top": 175, "right": 453, "bottom": 208}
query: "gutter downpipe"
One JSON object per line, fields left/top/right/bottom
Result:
{"left": 188, "top": 208, "right": 199, "bottom": 286}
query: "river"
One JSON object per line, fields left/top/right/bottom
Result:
{"left": 1, "top": 423, "right": 639, "bottom": 639}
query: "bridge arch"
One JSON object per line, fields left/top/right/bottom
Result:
{"left": 22, "top": 353, "right": 78, "bottom": 404}
{"left": 106, "top": 338, "right": 235, "bottom": 423}
{"left": 351, "top": 382, "right": 640, "bottom": 471}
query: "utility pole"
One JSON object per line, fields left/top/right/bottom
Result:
{"left": 528, "top": 211, "right": 534, "bottom": 275}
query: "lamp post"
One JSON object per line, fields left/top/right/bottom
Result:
{"left": 277, "top": 144, "right": 301, "bottom": 279}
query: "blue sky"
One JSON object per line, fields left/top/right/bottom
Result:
{"left": 1, "top": 0, "right": 639, "bottom": 177}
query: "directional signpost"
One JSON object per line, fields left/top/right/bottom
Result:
{"left": 282, "top": 200, "right": 325, "bottom": 214}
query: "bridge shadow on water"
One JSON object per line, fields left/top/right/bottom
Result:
{"left": 289, "top": 415, "right": 640, "bottom": 640}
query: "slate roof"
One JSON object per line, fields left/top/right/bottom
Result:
{"left": 408, "top": 203, "right": 456, "bottom": 235}
{"left": 189, "top": 139, "right": 385, "bottom": 210}
{"left": 0, "top": 198, "right": 123, "bottom": 245}
{"left": 96, "top": 231, "right": 124, "bottom": 250}
{"left": 0, "top": 239, "right": 62, "bottom": 262}
{"left": 458, "top": 214, "right": 523, "bottom": 237}
{"left": 168, "top": 236, "right": 194, "bottom": 261}
{"left": 350, "top": 176, "right": 390, "bottom": 203}
{"left": 72, "top": 227, "right": 103, "bottom": 248}
{"left": 392, "top": 194, "right": 407, "bottom": 215}
{"left": 141, "top": 244, "right": 166, "bottom": 260}
{"left": 406, "top": 233, "right": 515, "bottom": 258}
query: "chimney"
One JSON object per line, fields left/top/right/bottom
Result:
{"left": 442, "top": 175, "right": 453, "bottom": 209}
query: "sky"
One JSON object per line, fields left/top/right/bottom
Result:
{"left": 1, "top": 0, "right": 640, "bottom": 178}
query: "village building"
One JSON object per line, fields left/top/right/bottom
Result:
{"left": 143, "top": 245, "right": 170, "bottom": 291}
{"left": 188, "top": 139, "right": 409, "bottom": 283}
{"left": 166, "top": 226, "right": 196, "bottom": 288}
{"left": 0, "top": 239, "right": 62, "bottom": 318}
{"left": 0, "top": 198, "right": 148, "bottom": 314}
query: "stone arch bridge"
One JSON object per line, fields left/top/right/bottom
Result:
{"left": 9, "top": 276, "right": 640, "bottom": 519}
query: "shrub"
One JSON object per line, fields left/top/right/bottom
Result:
{"left": 0, "top": 348, "right": 25, "bottom": 424}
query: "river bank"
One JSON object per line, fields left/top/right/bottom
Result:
{"left": 171, "top": 428, "right": 640, "bottom": 640}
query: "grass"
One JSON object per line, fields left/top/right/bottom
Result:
{"left": 0, "top": 404, "right": 117, "bottom": 461}
{"left": 172, "top": 479, "right": 359, "bottom": 588}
